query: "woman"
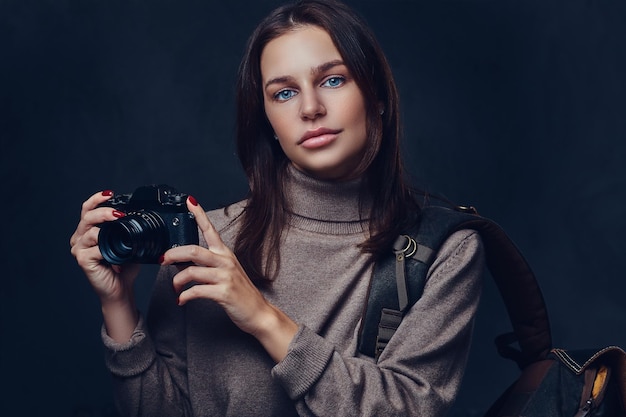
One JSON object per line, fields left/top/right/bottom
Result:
{"left": 70, "top": 0, "right": 484, "bottom": 415}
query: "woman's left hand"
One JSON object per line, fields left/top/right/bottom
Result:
{"left": 162, "top": 196, "right": 298, "bottom": 362}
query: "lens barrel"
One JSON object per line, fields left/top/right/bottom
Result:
{"left": 98, "top": 210, "right": 169, "bottom": 264}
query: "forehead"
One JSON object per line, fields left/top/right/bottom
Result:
{"left": 260, "top": 25, "right": 342, "bottom": 80}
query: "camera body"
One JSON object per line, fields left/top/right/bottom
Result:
{"left": 98, "top": 184, "right": 199, "bottom": 264}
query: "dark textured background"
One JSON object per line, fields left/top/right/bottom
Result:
{"left": 1, "top": 0, "right": 625, "bottom": 415}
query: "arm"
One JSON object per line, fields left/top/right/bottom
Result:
{"left": 273, "top": 230, "right": 485, "bottom": 417}
{"left": 70, "top": 191, "right": 193, "bottom": 416}
{"left": 100, "top": 197, "right": 297, "bottom": 416}
{"left": 70, "top": 190, "right": 140, "bottom": 343}
{"left": 102, "top": 265, "right": 193, "bottom": 417}
{"left": 166, "top": 198, "right": 299, "bottom": 363}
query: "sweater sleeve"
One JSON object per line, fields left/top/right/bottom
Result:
{"left": 271, "top": 229, "right": 485, "bottom": 417}
{"left": 101, "top": 265, "right": 193, "bottom": 417}
{"left": 99, "top": 205, "right": 243, "bottom": 417}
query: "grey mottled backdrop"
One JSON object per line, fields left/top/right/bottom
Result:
{"left": 1, "top": 0, "right": 625, "bottom": 416}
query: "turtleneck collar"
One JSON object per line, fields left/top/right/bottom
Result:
{"left": 284, "top": 165, "right": 371, "bottom": 234}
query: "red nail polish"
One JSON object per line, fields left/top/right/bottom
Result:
{"left": 188, "top": 195, "right": 198, "bottom": 206}
{"left": 158, "top": 255, "right": 165, "bottom": 264}
{"left": 112, "top": 210, "right": 126, "bottom": 218}
{"left": 102, "top": 190, "right": 113, "bottom": 197}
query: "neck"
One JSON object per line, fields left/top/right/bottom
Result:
{"left": 283, "top": 165, "right": 371, "bottom": 234}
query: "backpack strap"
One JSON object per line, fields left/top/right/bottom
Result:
{"left": 358, "top": 205, "right": 552, "bottom": 369}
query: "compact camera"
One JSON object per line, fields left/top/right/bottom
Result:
{"left": 98, "top": 184, "right": 199, "bottom": 264}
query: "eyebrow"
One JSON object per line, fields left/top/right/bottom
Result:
{"left": 264, "top": 59, "right": 346, "bottom": 90}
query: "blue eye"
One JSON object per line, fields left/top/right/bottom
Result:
{"left": 274, "top": 89, "right": 297, "bottom": 101}
{"left": 323, "top": 76, "right": 345, "bottom": 88}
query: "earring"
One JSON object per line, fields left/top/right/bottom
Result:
{"left": 379, "top": 106, "right": 385, "bottom": 115}
{"left": 273, "top": 133, "right": 279, "bottom": 141}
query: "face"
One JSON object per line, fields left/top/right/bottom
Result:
{"left": 260, "top": 25, "right": 369, "bottom": 181}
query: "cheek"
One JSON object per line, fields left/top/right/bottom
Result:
{"left": 348, "top": 102, "right": 368, "bottom": 142}
{"left": 342, "top": 90, "right": 368, "bottom": 133}
{"left": 264, "top": 104, "right": 289, "bottom": 137}
{"left": 264, "top": 107, "right": 294, "bottom": 157}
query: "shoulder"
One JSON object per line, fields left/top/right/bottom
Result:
{"left": 428, "top": 229, "right": 485, "bottom": 281}
{"left": 439, "top": 229, "right": 483, "bottom": 257}
{"left": 205, "top": 200, "right": 247, "bottom": 232}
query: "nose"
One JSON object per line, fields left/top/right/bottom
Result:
{"left": 299, "top": 90, "right": 326, "bottom": 120}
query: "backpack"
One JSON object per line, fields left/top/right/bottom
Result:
{"left": 357, "top": 204, "right": 626, "bottom": 416}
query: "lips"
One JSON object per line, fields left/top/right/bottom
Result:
{"left": 298, "top": 127, "right": 342, "bottom": 146}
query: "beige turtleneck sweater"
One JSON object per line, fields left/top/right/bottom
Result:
{"left": 102, "top": 167, "right": 484, "bottom": 417}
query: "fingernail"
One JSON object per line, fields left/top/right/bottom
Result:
{"left": 102, "top": 190, "right": 113, "bottom": 197}
{"left": 188, "top": 195, "right": 198, "bottom": 206}
{"left": 112, "top": 210, "right": 126, "bottom": 218}
{"left": 158, "top": 255, "right": 165, "bottom": 264}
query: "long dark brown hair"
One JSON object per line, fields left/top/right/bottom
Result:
{"left": 235, "top": 0, "right": 420, "bottom": 282}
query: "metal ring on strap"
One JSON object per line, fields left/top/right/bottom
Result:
{"left": 399, "top": 235, "right": 418, "bottom": 258}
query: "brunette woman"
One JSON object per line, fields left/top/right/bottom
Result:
{"left": 70, "top": 1, "right": 484, "bottom": 415}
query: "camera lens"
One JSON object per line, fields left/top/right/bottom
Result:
{"left": 98, "top": 210, "right": 169, "bottom": 264}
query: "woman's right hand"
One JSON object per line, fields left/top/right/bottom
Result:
{"left": 70, "top": 190, "right": 140, "bottom": 342}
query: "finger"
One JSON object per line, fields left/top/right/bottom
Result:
{"left": 71, "top": 227, "right": 100, "bottom": 255}
{"left": 178, "top": 283, "right": 223, "bottom": 306}
{"left": 71, "top": 227, "right": 106, "bottom": 268}
{"left": 70, "top": 190, "right": 119, "bottom": 247}
{"left": 70, "top": 208, "right": 124, "bottom": 247}
{"left": 72, "top": 241, "right": 105, "bottom": 270}
{"left": 164, "top": 243, "right": 221, "bottom": 268}
{"left": 171, "top": 264, "right": 223, "bottom": 294}
{"left": 80, "top": 190, "right": 115, "bottom": 216}
{"left": 186, "top": 196, "right": 229, "bottom": 253}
